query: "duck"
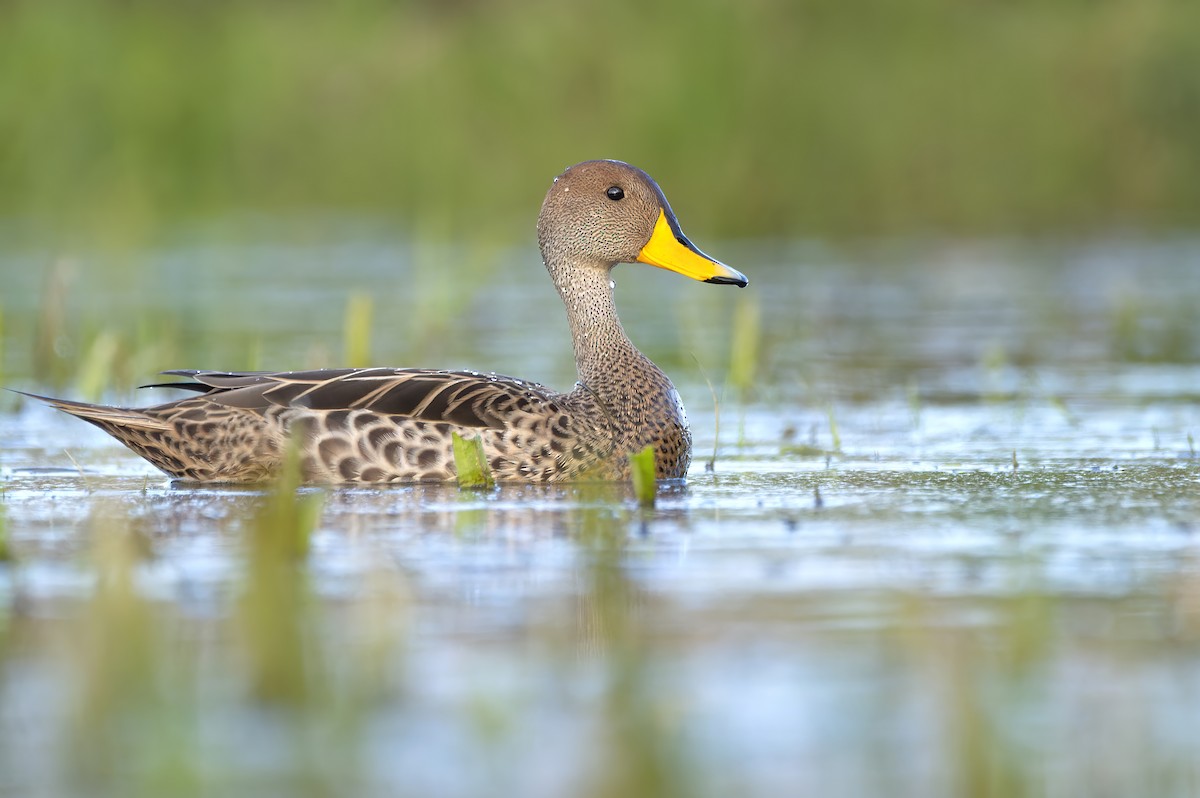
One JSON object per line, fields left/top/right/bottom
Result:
{"left": 25, "top": 160, "right": 748, "bottom": 483}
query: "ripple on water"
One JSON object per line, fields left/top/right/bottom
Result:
{"left": 2, "top": 235, "right": 1199, "bottom": 792}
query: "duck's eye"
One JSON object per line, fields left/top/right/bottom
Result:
{"left": 606, "top": 186, "right": 624, "bottom": 201}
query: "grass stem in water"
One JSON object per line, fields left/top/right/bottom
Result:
{"left": 452, "top": 432, "right": 494, "bottom": 489}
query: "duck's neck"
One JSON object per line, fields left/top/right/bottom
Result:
{"left": 552, "top": 262, "right": 670, "bottom": 403}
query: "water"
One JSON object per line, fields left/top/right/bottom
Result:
{"left": 1, "top": 230, "right": 1199, "bottom": 796}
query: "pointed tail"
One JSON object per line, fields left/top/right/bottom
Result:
{"left": 11, "top": 390, "right": 171, "bottom": 432}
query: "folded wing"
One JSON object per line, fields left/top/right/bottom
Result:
{"left": 157, "top": 368, "right": 556, "bottom": 429}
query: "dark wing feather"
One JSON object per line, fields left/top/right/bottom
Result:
{"left": 159, "top": 369, "right": 326, "bottom": 389}
{"left": 138, "top": 381, "right": 212, "bottom": 393}
{"left": 149, "top": 368, "right": 553, "bottom": 429}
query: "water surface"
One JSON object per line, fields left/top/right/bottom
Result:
{"left": 1, "top": 231, "right": 1199, "bottom": 796}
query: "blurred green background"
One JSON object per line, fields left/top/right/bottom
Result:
{"left": 4, "top": 0, "right": 1200, "bottom": 249}
{"left": 3, "top": 7, "right": 1200, "bottom": 795}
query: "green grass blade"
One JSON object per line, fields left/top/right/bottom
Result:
{"left": 728, "top": 295, "right": 761, "bottom": 398}
{"left": 75, "top": 331, "right": 121, "bottom": 402}
{"left": 452, "top": 432, "right": 494, "bottom": 489}
{"left": 255, "top": 438, "right": 322, "bottom": 562}
{"left": 343, "top": 292, "right": 374, "bottom": 368}
{"left": 629, "top": 445, "right": 656, "bottom": 508}
{"left": 825, "top": 402, "right": 842, "bottom": 454}
{"left": 0, "top": 503, "right": 11, "bottom": 563}
{"left": 239, "top": 439, "right": 325, "bottom": 705}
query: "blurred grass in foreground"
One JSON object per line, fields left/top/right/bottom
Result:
{"left": 0, "top": 480, "right": 1196, "bottom": 796}
{"left": 2, "top": 0, "right": 1200, "bottom": 249}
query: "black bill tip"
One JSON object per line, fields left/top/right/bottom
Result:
{"left": 705, "top": 273, "right": 749, "bottom": 288}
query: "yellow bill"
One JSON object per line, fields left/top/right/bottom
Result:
{"left": 636, "top": 209, "right": 748, "bottom": 286}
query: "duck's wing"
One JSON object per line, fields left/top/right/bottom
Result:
{"left": 156, "top": 367, "right": 555, "bottom": 430}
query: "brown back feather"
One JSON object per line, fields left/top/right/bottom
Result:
{"left": 153, "top": 368, "right": 553, "bottom": 429}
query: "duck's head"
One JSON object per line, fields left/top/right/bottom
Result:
{"left": 537, "top": 160, "right": 748, "bottom": 288}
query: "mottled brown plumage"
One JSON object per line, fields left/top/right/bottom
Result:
{"left": 26, "top": 160, "right": 748, "bottom": 483}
